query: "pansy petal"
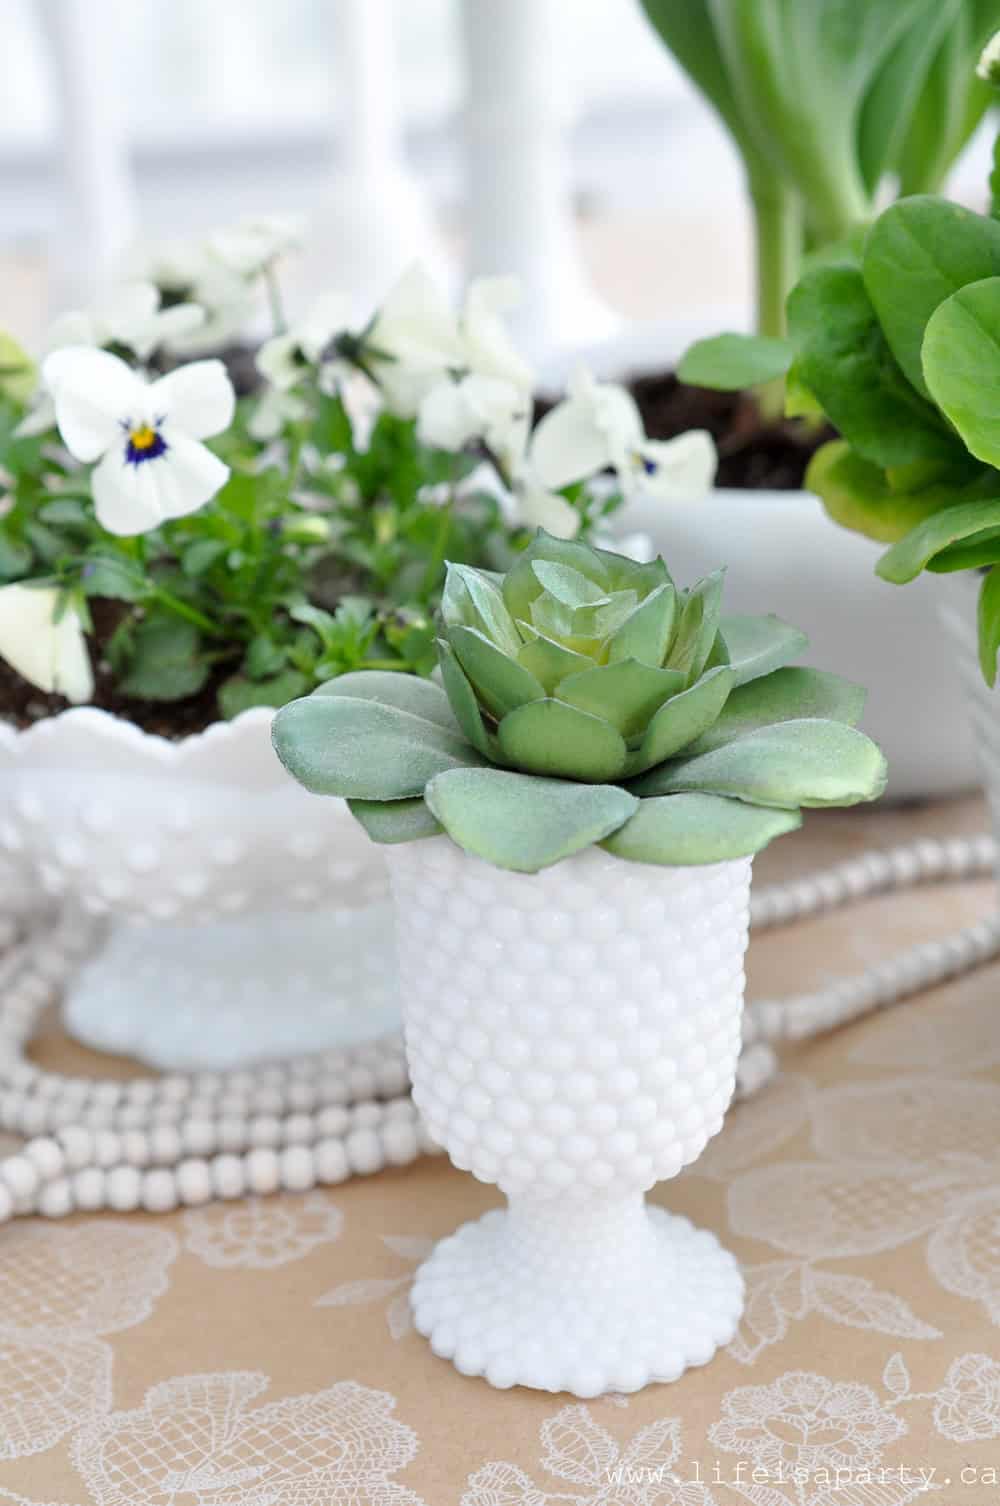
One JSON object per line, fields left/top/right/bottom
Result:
{"left": 0, "top": 585, "right": 93, "bottom": 702}
{"left": 43, "top": 347, "right": 145, "bottom": 461}
{"left": 153, "top": 432, "right": 230, "bottom": 519}
{"left": 638, "top": 429, "right": 717, "bottom": 498}
{"left": 530, "top": 396, "right": 613, "bottom": 489}
{"left": 149, "top": 359, "right": 236, "bottom": 438}
{"left": 91, "top": 433, "right": 228, "bottom": 535}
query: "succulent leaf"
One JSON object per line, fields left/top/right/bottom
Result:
{"left": 312, "top": 668, "right": 456, "bottom": 726}
{"left": 530, "top": 559, "right": 610, "bottom": 607}
{"left": 515, "top": 627, "right": 592, "bottom": 691}
{"left": 626, "top": 664, "right": 735, "bottom": 775}
{"left": 631, "top": 718, "right": 887, "bottom": 809}
{"left": 720, "top": 613, "right": 809, "bottom": 685}
{"left": 684, "top": 667, "right": 867, "bottom": 754}
{"left": 555, "top": 658, "right": 687, "bottom": 740}
{"left": 606, "top": 583, "right": 677, "bottom": 667}
{"left": 441, "top": 562, "right": 521, "bottom": 656}
{"left": 435, "top": 637, "right": 495, "bottom": 755}
{"left": 501, "top": 531, "right": 613, "bottom": 623}
{"left": 272, "top": 692, "right": 481, "bottom": 799}
{"left": 450, "top": 624, "right": 545, "bottom": 720}
{"left": 665, "top": 570, "right": 725, "bottom": 684}
{"left": 347, "top": 796, "right": 442, "bottom": 844}
{"left": 424, "top": 767, "right": 638, "bottom": 872}
{"left": 497, "top": 698, "right": 628, "bottom": 781}
{"left": 601, "top": 792, "right": 801, "bottom": 865}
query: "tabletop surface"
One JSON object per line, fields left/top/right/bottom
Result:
{"left": 3, "top": 793, "right": 999, "bottom": 1505}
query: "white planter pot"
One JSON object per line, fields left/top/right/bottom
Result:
{"left": 0, "top": 708, "right": 397, "bottom": 1070}
{"left": 617, "top": 487, "right": 976, "bottom": 801}
{"left": 387, "top": 837, "right": 749, "bottom": 1396}
{"left": 939, "top": 574, "right": 1000, "bottom": 830}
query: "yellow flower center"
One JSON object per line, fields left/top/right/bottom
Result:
{"left": 129, "top": 425, "right": 158, "bottom": 451}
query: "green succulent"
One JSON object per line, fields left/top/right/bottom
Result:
{"left": 273, "top": 532, "right": 887, "bottom": 873}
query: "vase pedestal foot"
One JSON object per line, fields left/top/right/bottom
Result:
{"left": 411, "top": 1196, "right": 744, "bottom": 1397}
{"left": 62, "top": 903, "right": 400, "bottom": 1071}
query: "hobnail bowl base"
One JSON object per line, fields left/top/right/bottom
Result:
{"left": 411, "top": 1200, "right": 744, "bottom": 1397}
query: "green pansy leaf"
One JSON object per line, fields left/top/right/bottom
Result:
{"left": 685, "top": 667, "right": 866, "bottom": 753}
{"left": 923, "top": 277, "right": 1000, "bottom": 469}
{"left": 626, "top": 665, "right": 734, "bottom": 775}
{"left": 554, "top": 659, "right": 686, "bottom": 740}
{"left": 876, "top": 497, "right": 1000, "bottom": 583}
{"left": 979, "top": 566, "right": 1000, "bottom": 688}
{"left": 119, "top": 617, "right": 208, "bottom": 702}
{"left": 677, "top": 332, "right": 795, "bottom": 391}
{"left": 515, "top": 626, "right": 592, "bottom": 692}
{"left": 347, "top": 797, "right": 442, "bottom": 845}
{"left": 435, "top": 638, "right": 495, "bottom": 756}
{"left": 606, "top": 583, "right": 677, "bottom": 668}
{"left": 424, "top": 767, "right": 637, "bottom": 873}
{"left": 272, "top": 693, "right": 482, "bottom": 799}
{"left": 313, "top": 669, "right": 459, "bottom": 729}
{"left": 631, "top": 719, "right": 887, "bottom": 809}
{"left": 863, "top": 196, "right": 1000, "bottom": 397}
{"left": 720, "top": 613, "right": 808, "bottom": 686}
{"left": 601, "top": 792, "right": 801, "bottom": 865}
{"left": 531, "top": 560, "right": 609, "bottom": 608}
{"left": 497, "top": 698, "right": 628, "bottom": 782}
{"left": 788, "top": 263, "right": 961, "bottom": 467}
{"left": 805, "top": 439, "right": 988, "bottom": 545}
{"left": 450, "top": 624, "right": 545, "bottom": 720}
{"left": 218, "top": 669, "right": 308, "bottom": 719}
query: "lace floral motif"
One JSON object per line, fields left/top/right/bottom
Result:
{"left": 316, "top": 1233, "right": 434, "bottom": 1340}
{"left": 182, "top": 1193, "right": 343, "bottom": 1269}
{"left": 933, "top": 1353, "right": 1000, "bottom": 1442}
{"left": 708, "top": 1371, "right": 906, "bottom": 1475}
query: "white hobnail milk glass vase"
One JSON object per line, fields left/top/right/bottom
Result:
{"left": 386, "top": 836, "right": 750, "bottom": 1397}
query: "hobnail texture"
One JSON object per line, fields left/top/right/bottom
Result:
{"left": 387, "top": 837, "right": 750, "bottom": 1396}
{"left": 0, "top": 708, "right": 395, "bottom": 1068}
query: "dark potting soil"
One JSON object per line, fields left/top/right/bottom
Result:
{"left": 1, "top": 372, "right": 832, "bottom": 736}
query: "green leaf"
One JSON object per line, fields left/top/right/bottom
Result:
{"left": 666, "top": 570, "right": 725, "bottom": 684}
{"left": 38, "top": 499, "right": 88, "bottom": 527}
{"left": 424, "top": 767, "right": 637, "bottom": 873}
{"left": 119, "top": 617, "right": 208, "bottom": 702}
{"left": 450, "top": 625, "right": 546, "bottom": 721}
{"left": 435, "top": 637, "right": 494, "bottom": 756}
{"left": 923, "top": 276, "right": 1000, "bottom": 469}
{"left": 515, "top": 627, "right": 592, "bottom": 692}
{"left": 272, "top": 692, "right": 482, "bottom": 799}
{"left": 312, "top": 669, "right": 458, "bottom": 728}
{"left": 863, "top": 195, "right": 1000, "bottom": 396}
{"left": 218, "top": 669, "right": 308, "bottom": 718}
{"left": 80, "top": 552, "right": 150, "bottom": 603}
{"left": 788, "top": 263, "right": 960, "bottom": 466}
{"left": 876, "top": 496, "right": 1000, "bottom": 582}
{"left": 497, "top": 698, "right": 628, "bottom": 782}
{"left": 501, "top": 531, "right": 612, "bottom": 624}
{"left": 606, "top": 583, "right": 677, "bottom": 668}
{"left": 182, "top": 539, "right": 229, "bottom": 578}
{"left": 631, "top": 719, "right": 887, "bottom": 809}
{"left": 347, "top": 796, "right": 442, "bottom": 845}
{"left": 531, "top": 560, "right": 609, "bottom": 607}
{"left": 720, "top": 613, "right": 808, "bottom": 686}
{"left": 627, "top": 665, "right": 734, "bottom": 775}
{"left": 442, "top": 562, "right": 521, "bottom": 656}
{"left": 979, "top": 566, "right": 1000, "bottom": 687}
{"left": 804, "top": 439, "right": 987, "bottom": 545}
{"left": 686, "top": 667, "right": 866, "bottom": 753}
{"left": 677, "top": 333, "right": 794, "bottom": 390}
{"left": 555, "top": 659, "right": 686, "bottom": 740}
{"left": 245, "top": 634, "right": 287, "bottom": 679}
{"left": 601, "top": 792, "right": 801, "bottom": 865}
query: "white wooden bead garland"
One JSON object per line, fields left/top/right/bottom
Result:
{"left": 0, "top": 831, "right": 995, "bottom": 1225}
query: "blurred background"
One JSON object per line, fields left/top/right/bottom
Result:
{"left": 2, "top": 0, "right": 994, "bottom": 369}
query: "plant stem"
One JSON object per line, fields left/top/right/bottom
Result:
{"left": 153, "top": 586, "right": 224, "bottom": 638}
{"left": 749, "top": 179, "right": 803, "bottom": 420}
{"left": 991, "top": 123, "right": 1000, "bottom": 221}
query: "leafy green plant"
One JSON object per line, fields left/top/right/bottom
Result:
{"left": 640, "top": 0, "right": 997, "bottom": 341}
{"left": 273, "top": 532, "right": 886, "bottom": 873}
{"left": 0, "top": 230, "right": 714, "bottom": 725}
{"left": 677, "top": 35, "right": 1000, "bottom": 686}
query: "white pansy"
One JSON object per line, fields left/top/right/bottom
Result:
{"left": 417, "top": 373, "right": 530, "bottom": 473}
{"left": 513, "top": 473, "right": 580, "bottom": 540}
{"left": 531, "top": 365, "right": 717, "bottom": 499}
{"left": 43, "top": 347, "right": 235, "bottom": 537}
{"left": 366, "top": 264, "right": 465, "bottom": 418}
{"left": 460, "top": 275, "right": 534, "bottom": 393}
{"left": 257, "top": 293, "right": 351, "bottom": 391}
{"left": 978, "top": 29, "right": 1000, "bottom": 81}
{"left": 206, "top": 214, "right": 305, "bottom": 277}
{"left": 248, "top": 387, "right": 311, "bottom": 442}
{"left": 0, "top": 584, "right": 93, "bottom": 702}
{"left": 126, "top": 236, "right": 259, "bottom": 355}
{"left": 47, "top": 282, "right": 205, "bottom": 363}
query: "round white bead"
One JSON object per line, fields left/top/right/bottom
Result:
{"left": 246, "top": 1148, "right": 280, "bottom": 1194}
{"left": 2, "top": 1155, "right": 39, "bottom": 1199}
{"left": 177, "top": 1159, "right": 213, "bottom": 1206}
{"left": 314, "top": 1138, "right": 350, "bottom": 1184}
{"left": 142, "top": 1169, "right": 179, "bottom": 1213}
{"left": 106, "top": 1166, "right": 142, "bottom": 1212}
{"left": 38, "top": 1177, "right": 73, "bottom": 1218}
{"left": 345, "top": 1128, "right": 383, "bottom": 1176}
{"left": 211, "top": 1154, "right": 246, "bottom": 1200}
{"left": 279, "top": 1146, "right": 315, "bottom": 1191}
{"left": 73, "top": 1167, "right": 106, "bottom": 1211}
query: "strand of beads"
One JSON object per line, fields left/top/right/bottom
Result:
{"left": 0, "top": 833, "right": 996, "bottom": 1222}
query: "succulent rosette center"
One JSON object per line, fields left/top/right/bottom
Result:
{"left": 274, "top": 532, "right": 887, "bottom": 874}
